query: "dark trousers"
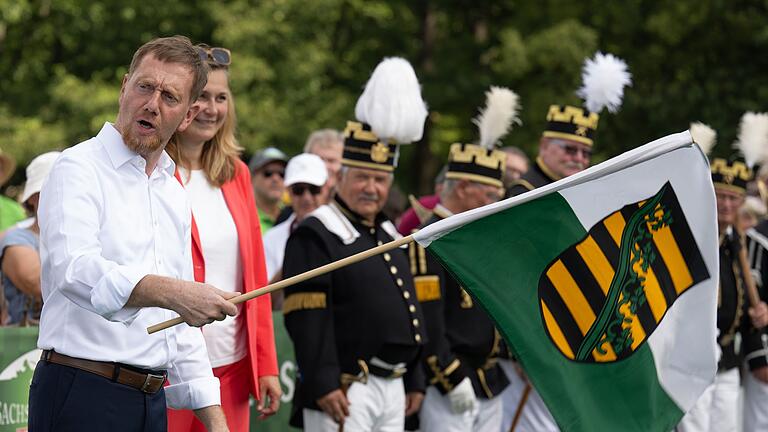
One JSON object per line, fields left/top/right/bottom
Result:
{"left": 28, "top": 359, "right": 167, "bottom": 432}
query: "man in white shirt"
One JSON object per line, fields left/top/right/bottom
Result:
{"left": 29, "top": 36, "right": 237, "bottom": 432}
{"left": 263, "top": 153, "right": 328, "bottom": 281}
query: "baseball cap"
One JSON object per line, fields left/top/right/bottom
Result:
{"left": 248, "top": 147, "right": 288, "bottom": 173}
{"left": 285, "top": 153, "right": 328, "bottom": 187}
{"left": 21, "top": 151, "right": 62, "bottom": 204}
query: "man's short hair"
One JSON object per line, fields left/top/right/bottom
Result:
{"left": 500, "top": 146, "right": 530, "bottom": 163}
{"left": 128, "top": 35, "right": 209, "bottom": 102}
{"left": 303, "top": 129, "right": 343, "bottom": 153}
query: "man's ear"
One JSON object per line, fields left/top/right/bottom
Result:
{"left": 177, "top": 104, "right": 201, "bottom": 133}
{"left": 118, "top": 74, "right": 129, "bottom": 104}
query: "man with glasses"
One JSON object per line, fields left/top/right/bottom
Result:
{"left": 249, "top": 147, "right": 288, "bottom": 232}
{"left": 263, "top": 153, "right": 327, "bottom": 284}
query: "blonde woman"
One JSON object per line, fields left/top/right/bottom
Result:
{"left": 166, "top": 45, "right": 280, "bottom": 432}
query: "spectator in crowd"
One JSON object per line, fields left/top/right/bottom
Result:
{"left": 248, "top": 147, "right": 287, "bottom": 233}
{"left": 740, "top": 195, "right": 766, "bottom": 232}
{"left": 396, "top": 165, "right": 447, "bottom": 235}
{"left": 304, "top": 129, "right": 343, "bottom": 204}
{"left": 499, "top": 146, "right": 529, "bottom": 189}
{"left": 165, "top": 44, "right": 280, "bottom": 432}
{"left": 0, "top": 151, "right": 60, "bottom": 326}
{"left": 263, "top": 153, "right": 328, "bottom": 283}
{"left": 30, "top": 35, "right": 235, "bottom": 432}
{"left": 0, "top": 149, "right": 28, "bottom": 232}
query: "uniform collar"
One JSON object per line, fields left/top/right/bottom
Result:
{"left": 535, "top": 156, "right": 562, "bottom": 182}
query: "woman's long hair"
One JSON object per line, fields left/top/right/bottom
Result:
{"left": 167, "top": 65, "right": 243, "bottom": 187}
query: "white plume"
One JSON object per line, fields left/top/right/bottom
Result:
{"left": 354, "top": 57, "right": 429, "bottom": 144}
{"left": 736, "top": 112, "right": 768, "bottom": 167}
{"left": 689, "top": 122, "right": 716, "bottom": 156}
{"left": 576, "top": 52, "right": 632, "bottom": 113}
{"left": 472, "top": 86, "right": 521, "bottom": 149}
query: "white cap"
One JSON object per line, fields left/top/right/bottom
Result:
{"left": 21, "top": 151, "right": 61, "bottom": 204}
{"left": 284, "top": 153, "right": 328, "bottom": 187}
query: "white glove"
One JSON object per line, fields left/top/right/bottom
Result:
{"left": 448, "top": 377, "right": 477, "bottom": 414}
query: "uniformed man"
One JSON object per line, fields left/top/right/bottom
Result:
{"left": 282, "top": 57, "right": 429, "bottom": 432}
{"left": 413, "top": 87, "right": 516, "bottom": 432}
{"left": 677, "top": 151, "right": 768, "bottom": 432}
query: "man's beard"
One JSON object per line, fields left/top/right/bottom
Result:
{"left": 122, "top": 127, "right": 165, "bottom": 157}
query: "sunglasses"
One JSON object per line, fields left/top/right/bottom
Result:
{"left": 290, "top": 184, "right": 322, "bottom": 196}
{"left": 551, "top": 140, "right": 592, "bottom": 158}
{"left": 197, "top": 47, "right": 231, "bottom": 66}
{"left": 261, "top": 169, "right": 284, "bottom": 179}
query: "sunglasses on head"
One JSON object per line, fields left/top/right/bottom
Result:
{"left": 197, "top": 46, "right": 231, "bottom": 66}
{"left": 261, "top": 169, "right": 284, "bottom": 179}
{"left": 290, "top": 184, "right": 322, "bottom": 196}
{"left": 551, "top": 140, "right": 592, "bottom": 158}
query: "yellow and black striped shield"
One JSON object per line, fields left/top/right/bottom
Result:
{"left": 538, "top": 182, "right": 709, "bottom": 363}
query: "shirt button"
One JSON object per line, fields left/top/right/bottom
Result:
{"left": 415, "top": 334, "right": 422, "bottom": 343}
{"left": 390, "top": 266, "right": 398, "bottom": 275}
{"left": 413, "top": 319, "right": 419, "bottom": 327}
{"left": 403, "top": 291, "right": 410, "bottom": 299}
{"left": 369, "top": 228, "right": 375, "bottom": 235}
{"left": 397, "top": 278, "right": 403, "bottom": 287}
{"left": 409, "top": 305, "right": 416, "bottom": 313}
{"left": 383, "top": 253, "right": 391, "bottom": 262}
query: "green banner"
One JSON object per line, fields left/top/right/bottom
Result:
{"left": 0, "top": 312, "right": 298, "bottom": 431}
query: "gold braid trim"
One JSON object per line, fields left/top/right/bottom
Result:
{"left": 720, "top": 259, "right": 745, "bottom": 347}
{"left": 283, "top": 292, "right": 327, "bottom": 315}
{"left": 427, "top": 356, "right": 460, "bottom": 392}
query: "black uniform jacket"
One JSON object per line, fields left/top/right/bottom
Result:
{"left": 506, "top": 157, "right": 559, "bottom": 198}
{"left": 718, "top": 228, "right": 754, "bottom": 371}
{"left": 282, "top": 197, "right": 427, "bottom": 423}
{"left": 744, "top": 221, "right": 768, "bottom": 370}
{"left": 410, "top": 211, "right": 509, "bottom": 398}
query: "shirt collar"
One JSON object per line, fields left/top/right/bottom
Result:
{"left": 98, "top": 122, "right": 175, "bottom": 176}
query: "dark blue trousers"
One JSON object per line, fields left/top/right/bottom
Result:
{"left": 28, "top": 360, "right": 167, "bottom": 432}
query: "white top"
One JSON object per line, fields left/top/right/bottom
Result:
{"left": 37, "top": 123, "right": 219, "bottom": 410}
{"left": 262, "top": 214, "right": 295, "bottom": 281}
{"left": 182, "top": 169, "right": 246, "bottom": 368}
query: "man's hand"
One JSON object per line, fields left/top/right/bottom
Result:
{"left": 405, "top": 391, "right": 424, "bottom": 416}
{"left": 316, "top": 389, "right": 349, "bottom": 425}
{"left": 171, "top": 281, "right": 239, "bottom": 327}
{"left": 128, "top": 275, "right": 240, "bottom": 327}
{"left": 257, "top": 375, "right": 282, "bottom": 420}
{"left": 752, "top": 366, "right": 768, "bottom": 384}
{"left": 193, "top": 405, "right": 229, "bottom": 432}
{"left": 749, "top": 301, "right": 768, "bottom": 329}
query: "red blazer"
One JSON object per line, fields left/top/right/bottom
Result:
{"left": 176, "top": 160, "right": 278, "bottom": 398}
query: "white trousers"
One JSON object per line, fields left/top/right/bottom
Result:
{"left": 677, "top": 368, "right": 740, "bottom": 432}
{"left": 303, "top": 375, "right": 405, "bottom": 432}
{"left": 420, "top": 386, "right": 503, "bottom": 432}
{"left": 499, "top": 359, "right": 559, "bottom": 432}
{"left": 743, "top": 367, "right": 768, "bottom": 432}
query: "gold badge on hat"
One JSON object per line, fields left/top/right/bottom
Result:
{"left": 371, "top": 141, "right": 390, "bottom": 163}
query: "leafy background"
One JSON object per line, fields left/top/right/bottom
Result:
{"left": 2, "top": 0, "right": 767, "bottom": 195}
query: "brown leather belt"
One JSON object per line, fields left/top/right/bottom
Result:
{"left": 41, "top": 350, "right": 166, "bottom": 394}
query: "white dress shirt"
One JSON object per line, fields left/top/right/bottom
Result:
{"left": 262, "top": 213, "right": 295, "bottom": 281}
{"left": 37, "top": 123, "right": 220, "bottom": 410}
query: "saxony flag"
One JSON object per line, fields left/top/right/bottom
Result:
{"left": 412, "top": 131, "right": 718, "bottom": 431}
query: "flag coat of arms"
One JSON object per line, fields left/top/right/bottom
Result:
{"left": 413, "top": 132, "right": 718, "bottom": 431}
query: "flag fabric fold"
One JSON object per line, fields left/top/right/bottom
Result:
{"left": 413, "top": 131, "right": 719, "bottom": 432}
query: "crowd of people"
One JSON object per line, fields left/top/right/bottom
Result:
{"left": 1, "top": 34, "right": 767, "bottom": 432}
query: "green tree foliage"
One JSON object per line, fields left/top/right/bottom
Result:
{"left": 2, "top": 0, "right": 768, "bottom": 195}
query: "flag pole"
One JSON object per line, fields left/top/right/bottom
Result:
{"left": 147, "top": 234, "right": 415, "bottom": 334}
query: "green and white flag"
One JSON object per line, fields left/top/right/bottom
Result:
{"left": 413, "top": 131, "right": 718, "bottom": 431}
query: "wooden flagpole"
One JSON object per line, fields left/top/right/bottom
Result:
{"left": 147, "top": 234, "right": 415, "bottom": 334}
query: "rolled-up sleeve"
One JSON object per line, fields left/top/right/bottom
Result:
{"left": 39, "top": 155, "right": 144, "bottom": 323}
{"left": 165, "top": 324, "right": 221, "bottom": 409}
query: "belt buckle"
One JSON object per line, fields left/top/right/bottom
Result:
{"left": 390, "top": 366, "right": 407, "bottom": 379}
{"left": 141, "top": 373, "right": 165, "bottom": 394}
